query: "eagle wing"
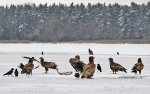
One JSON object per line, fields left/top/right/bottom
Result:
{"left": 23, "top": 56, "right": 31, "bottom": 59}
{"left": 23, "top": 56, "right": 40, "bottom": 63}
{"left": 69, "top": 58, "right": 79, "bottom": 71}
{"left": 111, "top": 62, "right": 127, "bottom": 73}
{"left": 43, "top": 61, "right": 58, "bottom": 69}
{"left": 32, "top": 58, "right": 40, "bottom": 63}
{"left": 132, "top": 62, "right": 144, "bottom": 71}
{"left": 69, "top": 58, "right": 85, "bottom": 72}
{"left": 82, "top": 63, "right": 96, "bottom": 78}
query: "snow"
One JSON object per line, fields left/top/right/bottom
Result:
{"left": 0, "top": 43, "right": 150, "bottom": 55}
{"left": 0, "top": 43, "right": 150, "bottom": 94}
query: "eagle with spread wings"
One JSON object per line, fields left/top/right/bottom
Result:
{"left": 18, "top": 56, "right": 39, "bottom": 75}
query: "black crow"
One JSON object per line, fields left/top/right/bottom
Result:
{"left": 41, "top": 51, "right": 44, "bottom": 55}
{"left": 18, "top": 63, "right": 24, "bottom": 69}
{"left": 3, "top": 68, "right": 14, "bottom": 76}
{"left": 74, "top": 72, "right": 80, "bottom": 79}
{"left": 97, "top": 64, "right": 102, "bottom": 72}
{"left": 14, "top": 69, "right": 19, "bottom": 77}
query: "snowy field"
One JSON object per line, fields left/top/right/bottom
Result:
{"left": 0, "top": 43, "right": 150, "bottom": 94}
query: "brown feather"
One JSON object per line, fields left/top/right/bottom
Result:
{"left": 88, "top": 48, "right": 93, "bottom": 55}
{"left": 69, "top": 55, "right": 85, "bottom": 73}
{"left": 39, "top": 57, "right": 58, "bottom": 73}
{"left": 131, "top": 58, "right": 144, "bottom": 74}
{"left": 81, "top": 56, "right": 96, "bottom": 79}
{"left": 109, "top": 58, "right": 127, "bottom": 74}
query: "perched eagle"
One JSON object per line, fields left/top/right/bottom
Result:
{"left": 81, "top": 56, "right": 96, "bottom": 79}
{"left": 39, "top": 57, "right": 58, "bottom": 73}
{"left": 69, "top": 55, "right": 85, "bottom": 73}
{"left": 131, "top": 58, "right": 144, "bottom": 75}
{"left": 108, "top": 58, "right": 127, "bottom": 74}
{"left": 88, "top": 48, "right": 93, "bottom": 55}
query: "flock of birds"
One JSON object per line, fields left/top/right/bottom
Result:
{"left": 3, "top": 48, "right": 144, "bottom": 79}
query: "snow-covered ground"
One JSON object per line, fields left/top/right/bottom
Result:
{"left": 0, "top": 43, "right": 150, "bottom": 94}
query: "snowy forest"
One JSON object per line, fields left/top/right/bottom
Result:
{"left": 0, "top": 2, "right": 150, "bottom": 42}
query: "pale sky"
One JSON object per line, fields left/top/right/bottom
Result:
{"left": 0, "top": 0, "right": 149, "bottom": 6}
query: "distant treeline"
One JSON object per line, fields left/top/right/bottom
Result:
{"left": 0, "top": 2, "right": 150, "bottom": 42}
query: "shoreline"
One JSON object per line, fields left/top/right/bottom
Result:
{"left": 0, "top": 39, "right": 150, "bottom": 44}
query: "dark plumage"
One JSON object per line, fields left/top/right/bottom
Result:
{"left": 14, "top": 69, "right": 19, "bottom": 77}
{"left": 131, "top": 58, "right": 144, "bottom": 75}
{"left": 117, "top": 52, "right": 119, "bottom": 55}
{"left": 23, "top": 56, "right": 40, "bottom": 63}
{"left": 97, "top": 64, "right": 102, "bottom": 72}
{"left": 74, "top": 72, "right": 80, "bottom": 78}
{"left": 41, "top": 51, "right": 44, "bottom": 55}
{"left": 69, "top": 55, "right": 85, "bottom": 73}
{"left": 3, "top": 68, "right": 14, "bottom": 76}
{"left": 18, "top": 63, "right": 24, "bottom": 71}
{"left": 39, "top": 57, "right": 58, "bottom": 73}
{"left": 18, "top": 63, "right": 24, "bottom": 69}
{"left": 88, "top": 48, "right": 93, "bottom": 55}
{"left": 18, "top": 63, "right": 29, "bottom": 75}
{"left": 89, "top": 56, "right": 95, "bottom": 62}
{"left": 108, "top": 58, "right": 127, "bottom": 74}
{"left": 21, "top": 67, "right": 32, "bottom": 76}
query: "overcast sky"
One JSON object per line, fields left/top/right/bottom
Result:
{"left": 0, "top": 0, "right": 149, "bottom": 6}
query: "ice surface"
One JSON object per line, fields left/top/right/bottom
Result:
{"left": 0, "top": 43, "right": 150, "bottom": 55}
{"left": 0, "top": 43, "right": 150, "bottom": 94}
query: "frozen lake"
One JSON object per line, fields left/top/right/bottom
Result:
{"left": 0, "top": 43, "right": 150, "bottom": 94}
